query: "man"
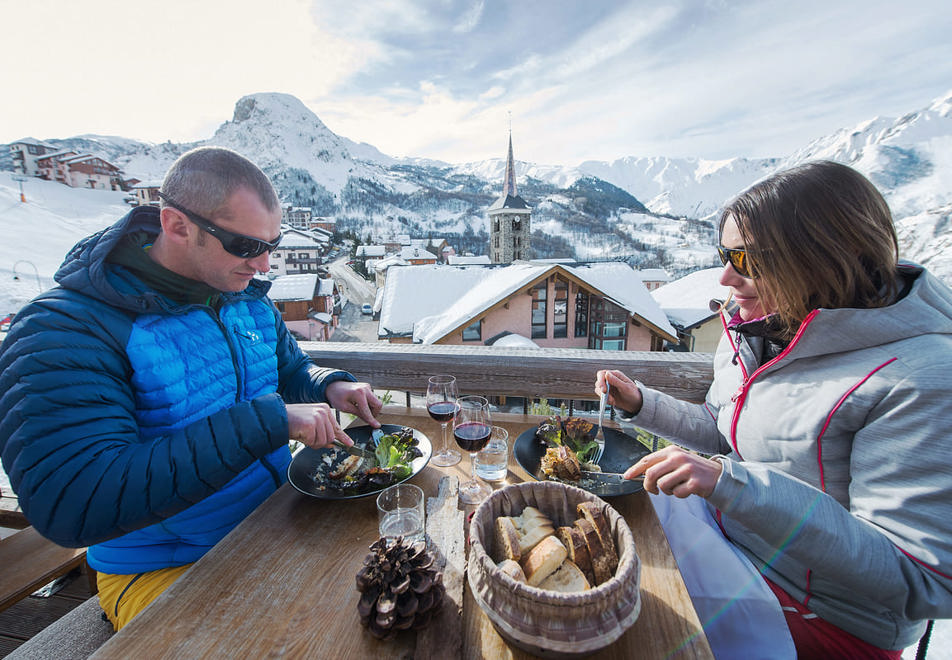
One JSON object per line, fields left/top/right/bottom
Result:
{"left": 0, "top": 147, "right": 381, "bottom": 629}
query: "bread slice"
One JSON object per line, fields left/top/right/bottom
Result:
{"left": 513, "top": 506, "right": 555, "bottom": 552}
{"left": 538, "top": 560, "right": 590, "bottom": 593}
{"left": 497, "top": 558, "right": 527, "bottom": 583}
{"left": 520, "top": 535, "right": 568, "bottom": 587}
{"left": 575, "top": 518, "right": 612, "bottom": 586}
{"left": 555, "top": 525, "right": 596, "bottom": 587}
{"left": 576, "top": 501, "right": 618, "bottom": 575}
{"left": 494, "top": 516, "right": 522, "bottom": 562}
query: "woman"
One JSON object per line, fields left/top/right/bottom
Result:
{"left": 599, "top": 161, "right": 952, "bottom": 658}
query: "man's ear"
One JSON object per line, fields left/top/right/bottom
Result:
{"left": 159, "top": 207, "right": 191, "bottom": 245}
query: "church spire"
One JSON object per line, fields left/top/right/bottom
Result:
{"left": 502, "top": 131, "right": 517, "bottom": 199}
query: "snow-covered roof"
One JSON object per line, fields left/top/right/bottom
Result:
{"left": 131, "top": 181, "right": 162, "bottom": 189}
{"left": 378, "top": 265, "right": 492, "bottom": 339}
{"left": 374, "top": 254, "right": 409, "bottom": 272}
{"left": 490, "top": 333, "right": 539, "bottom": 348}
{"left": 35, "top": 149, "right": 76, "bottom": 162}
{"left": 268, "top": 273, "right": 318, "bottom": 301}
{"left": 317, "top": 278, "right": 335, "bottom": 296}
{"left": 651, "top": 268, "right": 728, "bottom": 328}
{"left": 312, "top": 312, "right": 333, "bottom": 324}
{"left": 639, "top": 268, "right": 671, "bottom": 282}
{"left": 447, "top": 255, "right": 491, "bottom": 265}
{"left": 356, "top": 245, "right": 386, "bottom": 257}
{"left": 399, "top": 262, "right": 677, "bottom": 344}
{"left": 278, "top": 230, "right": 327, "bottom": 248}
{"left": 399, "top": 245, "right": 437, "bottom": 260}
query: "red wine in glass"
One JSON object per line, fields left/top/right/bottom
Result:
{"left": 427, "top": 375, "right": 461, "bottom": 467}
{"left": 454, "top": 422, "right": 491, "bottom": 452}
{"left": 454, "top": 395, "right": 492, "bottom": 505}
{"left": 427, "top": 401, "right": 459, "bottom": 423}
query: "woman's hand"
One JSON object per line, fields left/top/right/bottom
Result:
{"left": 324, "top": 380, "right": 383, "bottom": 428}
{"left": 595, "top": 369, "right": 643, "bottom": 416}
{"left": 624, "top": 445, "right": 722, "bottom": 498}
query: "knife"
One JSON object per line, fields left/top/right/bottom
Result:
{"left": 332, "top": 439, "right": 376, "bottom": 460}
{"left": 579, "top": 470, "right": 644, "bottom": 484}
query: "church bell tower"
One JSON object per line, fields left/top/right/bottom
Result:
{"left": 487, "top": 133, "right": 531, "bottom": 264}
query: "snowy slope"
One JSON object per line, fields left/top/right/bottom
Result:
{"left": 0, "top": 171, "right": 129, "bottom": 314}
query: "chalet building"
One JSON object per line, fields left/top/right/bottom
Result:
{"left": 8, "top": 138, "right": 58, "bottom": 176}
{"left": 355, "top": 245, "right": 386, "bottom": 261}
{"left": 269, "top": 229, "right": 328, "bottom": 276}
{"left": 399, "top": 245, "right": 438, "bottom": 266}
{"left": 34, "top": 150, "right": 78, "bottom": 183}
{"left": 447, "top": 255, "right": 491, "bottom": 265}
{"left": 488, "top": 134, "right": 531, "bottom": 264}
{"left": 131, "top": 182, "right": 162, "bottom": 206}
{"left": 640, "top": 268, "right": 672, "bottom": 291}
{"left": 10, "top": 139, "right": 121, "bottom": 190}
{"left": 310, "top": 216, "right": 336, "bottom": 233}
{"left": 377, "top": 262, "right": 677, "bottom": 350}
{"left": 267, "top": 274, "right": 339, "bottom": 341}
{"left": 372, "top": 254, "right": 409, "bottom": 288}
{"left": 282, "top": 206, "right": 312, "bottom": 230}
{"left": 651, "top": 268, "right": 728, "bottom": 352}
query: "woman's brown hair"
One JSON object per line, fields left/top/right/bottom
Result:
{"left": 720, "top": 160, "right": 899, "bottom": 336}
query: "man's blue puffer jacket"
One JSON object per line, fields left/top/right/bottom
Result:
{"left": 0, "top": 206, "right": 355, "bottom": 573}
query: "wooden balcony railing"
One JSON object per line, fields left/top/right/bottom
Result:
{"left": 301, "top": 342, "right": 714, "bottom": 404}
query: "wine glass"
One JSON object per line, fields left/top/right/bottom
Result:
{"left": 454, "top": 395, "right": 492, "bottom": 505}
{"left": 427, "top": 375, "right": 461, "bottom": 467}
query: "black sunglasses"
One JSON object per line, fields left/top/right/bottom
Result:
{"left": 717, "top": 245, "right": 759, "bottom": 278}
{"left": 157, "top": 192, "right": 282, "bottom": 258}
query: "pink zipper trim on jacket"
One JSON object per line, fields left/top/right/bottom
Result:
{"left": 898, "top": 547, "right": 952, "bottom": 580}
{"left": 814, "top": 357, "right": 898, "bottom": 491}
{"left": 728, "top": 310, "right": 820, "bottom": 458}
{"left": 719, "top": 308, "right": 749, "bottom": 381}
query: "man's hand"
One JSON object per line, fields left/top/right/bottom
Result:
{"left": 595, "top": 369, "right": 643, "bottom": 416}
{"left": 286, "top": 402, "right": 351, "bottom": 450}
{"left": 324, "top": 381, "right": 383, "bottom": 428}
{"left": 624, "top": 445, "right": 722, "bottom": 498}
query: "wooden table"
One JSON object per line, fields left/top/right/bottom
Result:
{"left": 92, "top": 407, "right": 712, "bottom": 659}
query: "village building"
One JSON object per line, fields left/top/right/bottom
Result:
{"left": 266, "top": 273, "right": 339, "bottom": 341}
{"left": 269, "top": 229, "right": 328, "bottom": 276}
{"left": 8, "top": 138, "right": 58, "bottom": 176}
{"left": 640, "top": 268, "right": 672, "bottom": 291}
{"left": 310, "top": 216, "right": 336, "bottom": 233}
{"left": 282, "top": 205, "right": 312, "bottom": 230}
{"left": 447, "top": 255, "right": 491, "bottom": 265}
{"left": 377, "top": 262, "right": 676, "bottom": 350}
{"left": 130, "top": 181, "right": 162, "bottom": 206}
{"left": 9, "top": 138, "right": 122, "bottom": 190}
{"left": 488, "top": 134, "right": 531, "bottom": 264}
{"left": 651, "top": 267, "right": 728, "bottom": 352}
{"left": 398, "top": 245, "right": 438, "bottom": 266}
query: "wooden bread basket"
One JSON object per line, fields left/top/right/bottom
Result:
{"left": 468, "top": 481, "right": 641, "bottom": 658}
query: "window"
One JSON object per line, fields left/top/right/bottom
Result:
{"left": 575, "top": 291, "right": 589, "bottom": 337}
{"left": 531, "top": 282, "right": 547, "bottom": 338}
{"left": 553, "top": 278, "right": 568, "bottom": 338}
{"left": 462, "top": 319, "right": 482, "bottom": 341}
{"left": 588, "top": 298, "right": 628, "bottom": 350}
{"left": 513, "top": 218, "right": 522, "bottom": 231}
{"left": 494, "top": 219, "right": 500, "bottom": 231}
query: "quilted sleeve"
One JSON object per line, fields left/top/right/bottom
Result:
{"left": 0, "top": 292, "right": 289, "bottom": 547}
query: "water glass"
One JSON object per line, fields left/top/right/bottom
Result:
{"left": 376, "top": 484, "right": 425, "bottom": 544}
{"left": 474, "top": 426, "right": 509, "bottom": 482}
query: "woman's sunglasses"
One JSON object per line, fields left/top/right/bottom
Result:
{"left": 157, "top": 192, "right": 282, "bottom": 258}
{"left": 717, "top": 245, "right": 758, "bottom": 278}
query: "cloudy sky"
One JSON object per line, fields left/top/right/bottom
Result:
{"left": 3, "top": 0, "right": 950, "bottom": 165}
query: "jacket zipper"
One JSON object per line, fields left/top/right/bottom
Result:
{"left": 727, "top": 310, "right": 820, "bottom": 458}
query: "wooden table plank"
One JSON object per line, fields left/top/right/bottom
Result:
{"left": 93, "top": 407, "right": 712, "bottom": 659}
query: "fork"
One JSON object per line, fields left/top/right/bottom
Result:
{"left": 371, "top": 428, "right": 384, "bottom": 448}
{"left": 592, "top": 383, "right": 608, "bottom": 465}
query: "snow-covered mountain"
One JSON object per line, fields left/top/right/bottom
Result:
{"left": 4, "top": 88, "right": 952, "bottom": 312}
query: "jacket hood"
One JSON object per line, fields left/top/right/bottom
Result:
{"left": 53, "top": 206, "right": 270, "bottom": 314}
{"left": 785, "top": 264, "right": 952, "bottom": 361}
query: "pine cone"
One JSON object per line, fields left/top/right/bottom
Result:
{"left": 355, "top": 537, "right": 445, "bottom": 639}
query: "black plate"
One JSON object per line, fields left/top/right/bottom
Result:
{"left": 513, "top": 425, "right": 650, "bottom": 497}
{"left": 287, "top": 424, "right": 432, "bottom": 500}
